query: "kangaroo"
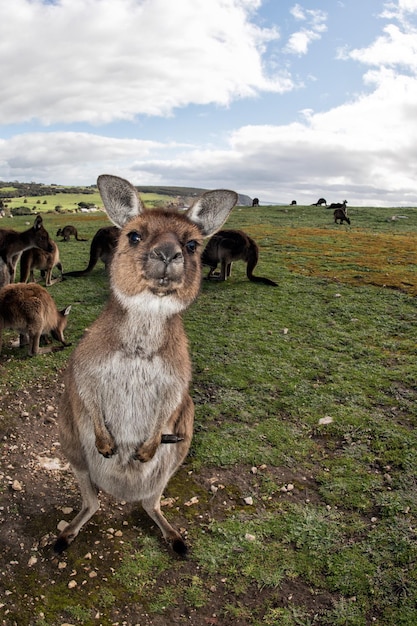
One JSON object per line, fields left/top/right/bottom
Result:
{"left": 201, "top": 229, "right": 278, "bottom": 286}
{"left": 63, "top": 226, "right": 119, "bottom": 277}
{"left": 0, "top": 215, "right": 54, "bottom": 283}
{"left": 20, "top": 240, "right": 63, "bottom": 286}
{"left": 329, "top": 200, "right": 348, "bottom": 210}
{"left": 0, "top": 258, "right": 10, "bottom": 290}
{"left": 312, "top": 197, "right": 327, "bottom": 206}
{"left": 57, "top": 225, "right": 88, "bottom": 242}
{"left": 334, "top": 207, "right": 351, "bottom": 225}
{"left": 0, "top": 283, "right": 71, "bottom": 356}
{"left": 53, "top": 174, "right": 237, "bottom": 555}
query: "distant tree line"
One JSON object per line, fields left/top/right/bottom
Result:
{"left": 0, "top": 181, "right": 96, "bottom": 199}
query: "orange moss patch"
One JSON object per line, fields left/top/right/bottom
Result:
{"left": 255, "top": 227, "right": 417, "bottom": 296}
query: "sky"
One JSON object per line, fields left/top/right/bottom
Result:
{"left": 1, "top": 0, "right": 417, "bottom": 207}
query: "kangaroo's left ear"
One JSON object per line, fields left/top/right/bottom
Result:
{"left": 186, "top": 189, "right": 238, "bottom": 237}
{"left": 97, "top": 175, "right": 145, "bottom": 228}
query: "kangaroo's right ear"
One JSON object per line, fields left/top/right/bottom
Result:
{"left": 186, "top": 189, "right": 238, "bottom": 237}
{"left": 97, "top": 175, "right": 145, "bottom": 228}
{"left": 34, "top": 215, "right": 43, "bottom": 229}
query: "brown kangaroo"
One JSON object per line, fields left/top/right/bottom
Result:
{"left": 201, "top": 229, "right": 278, "bottom": 286}
{"left": 0, "top": 283, "right": 71, "bottom": 356}
{"left": 333, "top": 208, "right": 351, "bottom": 225}
{"left": 56, "top": 225, "right": 88, "bottom": 242}
{"left": 0, "top": 216, "right": 54, "bottom": 283}
{"left": 20, "top": 240, "right": 63, "bottom": 286}
{"left": 54, "top": 174, "right": 237, "bottom": 556}
{"left": 63, "top": 226, "right": 119, "bottom": 277}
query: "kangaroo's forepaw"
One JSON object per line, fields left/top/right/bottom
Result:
{"left": 134, "top": 436, "right": 160, "bottom": 463}
{"left": 95, "top": 434, "right": 117, "bottom": 458}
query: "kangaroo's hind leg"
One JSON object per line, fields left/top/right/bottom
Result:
{"left": 54, "top": 468, "right": 100, "bottom": 553}
{"left": 141, "top": 486, "right": 187, "bottom": 557}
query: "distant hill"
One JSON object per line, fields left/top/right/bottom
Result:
{"left": 0, "top": 181, "right": 253, "bottom": 206}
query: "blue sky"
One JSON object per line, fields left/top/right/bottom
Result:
{"left": 1, "top": 0, "right": 417, "bottom": 206}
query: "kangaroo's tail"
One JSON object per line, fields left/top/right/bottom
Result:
{"left": 246, "top": 239, "right": 278, "bottom": 287}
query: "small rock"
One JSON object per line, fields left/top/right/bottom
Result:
{"left": 11, "top": 480, "right": 23, "bottom": 491}
{"left": 68, "top": 580, "right": 77, "bottom": 589}
{"left": 27, "top": 555, "right": 37, "bottom": 567}
{"left": 57, "top": 520, "right": 69, "bottom": 532}
{"left": 318, "top": 416, "right": 333, "bottom": 425}
{"left": 245, "top": 533, "right": 256, "bottom": 542}
{"left": 243, "top": 496, "right": 253, "bottom": 505}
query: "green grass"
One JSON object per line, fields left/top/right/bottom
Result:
{"left": 0, "top": 200, "right": 416, "bottom": 625}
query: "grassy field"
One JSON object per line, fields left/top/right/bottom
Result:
{"left": 0, "top": 200, "right": 416, "bottom": 625}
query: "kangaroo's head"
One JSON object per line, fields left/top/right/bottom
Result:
{"left": 33, "top": 216, "right": 54, "bottom": 253}
{"left": 51, "top": 305, "right": 72, "bottom": 346}
{"left": 97, "top": 175, "right": 237, "bottom": 310}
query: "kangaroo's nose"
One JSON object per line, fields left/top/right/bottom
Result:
{"left": 150, "top": 235, "right": 183, "bottom": 265}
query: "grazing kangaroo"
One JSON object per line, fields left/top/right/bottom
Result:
{"left": 201, "top": 229, "right": 278, "bottom": 286}
{"left": 334, "top": 207, "right": 351, "bottom": 225}
{"left": 57, "top": 225, "right": 88, "bottom": 242}
{"left": 20, "top": 240, "right": 63, "bottom": 286}
{"left": 63, "top": 226, "right": 119, "bottom": 277}
{"left": 0, "top": 215, "right": 54, "bottom": 283}
{"left": 0, "top": 283, "right": 71, "bottom": 356}
{"left": 54, "top": 174, "right": 237, "bottom": 555}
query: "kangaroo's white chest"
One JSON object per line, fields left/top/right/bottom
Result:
{"left": 78, "top": 350, "right": 183, "bottom": 443}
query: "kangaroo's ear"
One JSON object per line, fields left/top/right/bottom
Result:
{"left": 34, "top": 215, "right": 43, "bottom": 229}
{"left": 97, "top": 175, "right": 145, "bottom": 228}
{"left": 186, "top": 190, "right": 238, "bottom": 237}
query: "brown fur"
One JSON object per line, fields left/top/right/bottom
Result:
{"left": 20, "top": 240, "right": 63, "bottom": 286}
{"left": 0, "top": 283, "right": 71, "bottom": 356}
{"left": 57, "top": 225, "right": 88, "bottom": 241}
{"left": 54, "top": 174, "right": 237, "bottom": 556}
{"left": 0, "top": 216, "right": 54, "bottom": 283}
{"left": 334, "top": 208, "right": 351, "bottom": 225}
{"left": 63, "top": 226, "right": 119, "bottom": 277}
{"left": 201, "top": 229, "right": 277, "bottom": 286}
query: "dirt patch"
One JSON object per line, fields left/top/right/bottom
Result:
{"left": 0, "top": 378, "right": 331, "bottom": 626}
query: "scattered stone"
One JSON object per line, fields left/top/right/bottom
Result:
{"left": 245, "top": 533, "right": 256, "bottom": 542}
{"left": 11, "top": 480, "right": 23, "bottom": 491}
{"left": 184, "top": 496, "right": 199, "bottom": 507}
{"left": 68, "top": 580, "right": 77, "bottom": 589}
{"left": 243, "top": 496, "right": 253, "bottom": 505}
{"left": 57, "top": 520, "right": 69, "bottom": 532}
{"left": 27, "top": 555, "right": 38, "bottom": 567}
{"left": 318, "top": 416, "right": 333, "bottom": 425}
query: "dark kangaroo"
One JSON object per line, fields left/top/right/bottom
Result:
{"left": 201, "top": 229, "right": 278, "bottom": 286}
{"left": 20, "top": 240, "right": 63, "bottom": 286}
{"left": 63, "top": 226, "right": 119, "bottom": 277}
{"left": 0, "top": 283, "right": 71, "bottom": 356}
{"left": 53, "top": 174, "right": 237, "bottom": 556}
{"left": 0, "top": 215, "right": 54, "bottom": 283}
{"left": 334, "top": 208, "right": 351, "bottom": 225}
{"left": 57, "top": 225, "right": 88, "bottom": 242}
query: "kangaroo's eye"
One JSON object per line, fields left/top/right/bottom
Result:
{"left": 185, "top": 240, "right": 198, "bottom": 254}
{"left": 128, "top": 231, "right": 141, "bottom": 245}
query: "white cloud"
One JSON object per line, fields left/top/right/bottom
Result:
{"left": 0, "top": 0, "right": 289, "bottom": 125}
{"left": 285, "top": 5, "right": 327, "bottom": 55}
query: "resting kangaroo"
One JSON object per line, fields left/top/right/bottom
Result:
{"left": 20, "top": 240, "right": 63, "bottom": 286}
{"left": 201, "top": 229, "right": 278, "bottom": 286}
{"left": 54, "top": 174, "right": 237, "bottom": 555}
{"left": 0, "top": 215, "right": 54, "bottom": 283}
{"left": 0, "top": 283, "right": 71, "bottom": 356}
{"left": 63, "top": 226, "right": 119, "bottom": 277}
{"left": 57, "top": 225, "right": 88, "bottom": 242}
